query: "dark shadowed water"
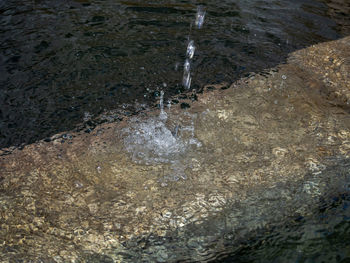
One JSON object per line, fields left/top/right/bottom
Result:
{"left": 0, "top": 0, "right": 345, "bottom": 149}
{"left": 216, "top": 191, "right": 350, "bottom": 263}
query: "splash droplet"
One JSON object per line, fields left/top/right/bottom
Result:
{"left": 195, "top": 6, "right": 206, "bottom": 29}
{"left": 183, "top": 72, "right": 192, "bottom": 90}
{"left": 184, "top": 59, "right": 191, "bottom": 73}
{"left": 186, "top": 40, "right": 196, "bottom": 59}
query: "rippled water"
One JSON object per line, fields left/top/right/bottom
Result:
{"left": 0, "top": 0, "right": 344, "bottom": 149}
{"left": 216, "top": 173, "right": 350, "bottom": 263}
{"left": 1, "top": 1, "right": 350, "bottom": 262}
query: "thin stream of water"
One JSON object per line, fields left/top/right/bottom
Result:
{"left": 183, "top": 6, "right": 205, "bottom": 90}
{"left": 123, "top": 6, "right": 206, "bottom": 183}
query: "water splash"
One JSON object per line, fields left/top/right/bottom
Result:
{"left": 123, "top": 118, "right": 186, "bottom": 165}
{"left": 123, "top": 97, "right": 201, "bottom": 181}
{"left": 123, "top": 6, "right": 205, "bottom": 181}
{"left": 124, "top": 91, "right": 201, "bottom": 159}
{"left": 123, "top": 113, "right": 201, "bottom": 164}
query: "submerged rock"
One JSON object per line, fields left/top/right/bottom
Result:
{"left": 1, "top": 37, "right": 350, "bottom": 262}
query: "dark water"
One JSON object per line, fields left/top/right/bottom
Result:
{"left": 217, "top": 195, "right": 350, "bottom": 263}
{"left": 0, "top": 0, "right": 344, "bottom": 149}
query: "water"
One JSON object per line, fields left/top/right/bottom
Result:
{"left": 1, "top": 43, "right": 350, "bottom": 260}
{"left": 0, "top": 0, "right": 346, "bottom": 149}
{"left": 1, "top": 0, "right": 350, "bottom": 262}
{"left": 215, "top": 177, "right": 350, "bottom": 263}
{"left": 124, "top": 6, "right": 204, "bottom": 181}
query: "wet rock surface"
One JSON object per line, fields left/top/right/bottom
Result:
{"left": 1, "top": 37, "right": 350, "bottom": 262}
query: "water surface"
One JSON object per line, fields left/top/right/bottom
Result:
{"left": 0, "top": 0, "right": 344, "bottom": 149}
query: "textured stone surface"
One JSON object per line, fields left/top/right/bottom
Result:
{"left": 1, "top": 37, "right": 350, "bottom": 262}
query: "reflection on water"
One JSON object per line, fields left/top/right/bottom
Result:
{"left": 0, "top": 0, "right": 343, "bottom": 149}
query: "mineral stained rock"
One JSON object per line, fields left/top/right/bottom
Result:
{"left": 1, "top": 37, "right": 350, "bottom": 262}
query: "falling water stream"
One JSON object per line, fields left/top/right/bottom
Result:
{"left": 122, "top": 8, "right": 205, "bottom": 183}
{"left": 182, "top": 6, "right": 205, "bottom": 90}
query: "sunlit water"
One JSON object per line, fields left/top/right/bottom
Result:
{"left": 0, "top": 0, "right": 345, "bottom": 149}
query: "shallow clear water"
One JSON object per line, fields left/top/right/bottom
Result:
{"left": 216, "top": 169, "right": 350, "bottom": 263}
{"left": 0, "top": 0, "right": 344, "bottom": 149}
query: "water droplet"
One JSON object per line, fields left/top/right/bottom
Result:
{"left": 183, "top": 72, "right": 192, "bottom": 89}
{"left": 159, "top": 91, "right": 164, "bottom": 108}
{"left": 167, "top": 100, "right": 171, "bottom": 110}
{"left": 186, "top": 40, "right": 196, "bottom": 59}
{"left": 184, "top": 59, "right": 190, "bottom": 73}
{"left": 97, "top": 166, "right": 102, "bottom": 173}
{"left": 282, "top": 75, "right": 287, "bottom": 80}
{"left": 183, "top": 59, "right": 192, "bottom": 89}
{"left": 159, "top": 91, "right": 167, "bottom": 121}
{"left": 195, "top": 6, "right": 206, "bottom": 29}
